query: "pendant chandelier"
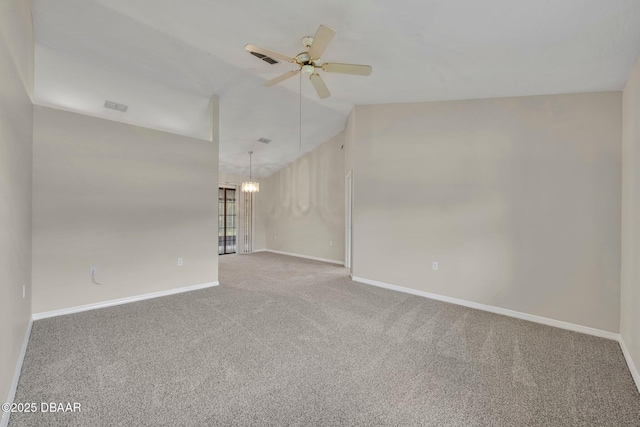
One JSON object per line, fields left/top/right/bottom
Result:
{"left": 241, "top": 151, "right": 259, "bottom": 193}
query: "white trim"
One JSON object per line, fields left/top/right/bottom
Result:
{"left": 263, "top": 249, "right": 344, "bottom": 265}
{"left": 1, "top": 317, "right": 33, "bottom": 427}
{"left": 619, "top": 337, "right": 640, "bottom": 393}
{"left": 32, "top": 282, "right": 219, "bottom": 320}
{"left": 351, "top": 276, "right": 619, "bottom": 341}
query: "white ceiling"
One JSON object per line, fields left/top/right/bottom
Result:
{"left": 31, "top": 0, "right": 640, "bottom": 177}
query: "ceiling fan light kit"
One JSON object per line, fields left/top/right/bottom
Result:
{"left": 246, "top": 25, "right": 372, "bottom": 99}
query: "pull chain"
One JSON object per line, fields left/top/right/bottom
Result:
{"left": 299, "top": 71, "right": 302, "bottom": 153}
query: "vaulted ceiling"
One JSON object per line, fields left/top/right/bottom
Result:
{"left": 31, "top": 0, "right": 640, "bottom": 177}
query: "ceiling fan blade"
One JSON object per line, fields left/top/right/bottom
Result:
{"left": 309, "top": 73, "right": 330, "bottom": 99}
{"left": 308, "top": 25, "right": 336, "bottom": 59}
{"left": 322, "top": 63, "right": 372, "bottom": 76}
{"left": 264, "top": 70, "right": 299, "bottom": 87}
{"left": 245, "top": 44, "right": 295, "bottom": 63}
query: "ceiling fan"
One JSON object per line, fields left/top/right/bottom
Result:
{"left": 245, "top": 25, "right": 372, "bottom": 99}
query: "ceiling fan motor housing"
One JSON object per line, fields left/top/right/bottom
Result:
{"left": 296, "top": 52, "right": 310, "bottom": 63}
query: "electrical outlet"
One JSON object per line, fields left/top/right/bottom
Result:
{"left": 274, "top": 235, "right": 277, "bottom": 241}
{"left": 329, "top": 240, "right": 333, "bottom": 246}
{"left": 178, "top": 258, "right": 184, "bottom": 266}
{"left": 432, "top": 262, "right": 438, "bottom": 271}
{"left": 22, "top": 284, "right": 25, "bottom": 299}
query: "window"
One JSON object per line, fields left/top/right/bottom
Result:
{"left": 218, "top": 188, "right": 237, "bottom": 255}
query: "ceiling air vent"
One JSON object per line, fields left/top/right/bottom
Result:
{"left": 258, "top": 137, "right": 271, "bottom": 144}
{"left": 104, "top": 100, "right": 128, "bottom": 112}
{"left": 249, "top": 51, "right": 279, "bottom": 65}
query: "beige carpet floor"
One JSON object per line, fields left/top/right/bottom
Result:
{"left": 8, "top": 252, "right": 640, "bottom": 426}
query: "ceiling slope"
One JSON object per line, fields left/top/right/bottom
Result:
{"left": 31, "top": 0, "right": 640, "bottom": 176}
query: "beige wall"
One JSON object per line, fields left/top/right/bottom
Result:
{"left": 352, "top": 92, "right": 622, "bottom": 332}
{"left": 0, "top": 0, "right": 33, "bottom": 410}
{"left": 345, "top": 110, "right": 356, "bottom": 273}
{"left": 622, "top": 54, "right": 640, "bottom": 376}
{"left": 219, "top": 172, "right": 267, "bottom": 251}
{"left": 265, "top": 132, "right": 345, "bottom": 262}
{"left": 32, "top": 106, "right": 219, "bottom": 314}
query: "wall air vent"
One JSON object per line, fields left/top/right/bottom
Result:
{"left": 249, "top": 51, "right": 279, "bottom": 65}
{"left": 104, "top": 100, "right": 128, "bottom": 112}
{"left": 258, "top": 137, "right": 272, "bottom": 144}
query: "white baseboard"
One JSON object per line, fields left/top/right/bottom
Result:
{"left": 32, "top": 281, "right": 219, "bottom": 320}
{"left": 1, "top": 316, "right": 33, "bottom": 427}
{"left": 619, "top": 337, "right": 640, "bottom": 393}
{"left": 263, "top": 249, "right": 344, "bottom": 266}
{"left": 351, "top": 276, "right": 619, "bottom": 341}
